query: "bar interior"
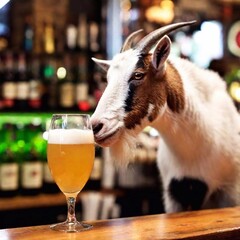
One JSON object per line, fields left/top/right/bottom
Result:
{"left": 0, "top": 0, "right": 240, "bottom": 239}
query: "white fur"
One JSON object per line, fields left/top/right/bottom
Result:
{"left": 91, "top": 49, "right": 141, "bottom": 164}
{"left": 91, "top": 47, "right": 240, "bottom": 213}
{"left": 153, "top": 57, "right": 240, "bottom": 212}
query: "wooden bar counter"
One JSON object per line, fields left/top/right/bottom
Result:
{"left": 1, "top": 206, "right": 240, "bottom": 240}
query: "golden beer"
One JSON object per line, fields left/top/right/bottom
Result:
{"left": 47, "top": 114, "right": 95, "bottom": 232}
{"left": 47, "top": 129, "right": 95, "bottom": 194}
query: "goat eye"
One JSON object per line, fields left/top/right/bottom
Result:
{"left": 133, "top": 72, "right": 144, "bottom": 80}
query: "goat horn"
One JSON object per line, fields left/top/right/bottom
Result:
{"left": 135, "top": 21, "right": 196, "bottom": 53}
{"left": 121, "top": 29, "right": 144, "bottom": 52}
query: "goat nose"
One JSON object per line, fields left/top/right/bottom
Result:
{"left": 93, "top": 123, "right": 104, "bottom": 135}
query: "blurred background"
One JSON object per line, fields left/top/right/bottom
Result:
{"left": 0, "top": 0, "right": 239, "bottom": 229}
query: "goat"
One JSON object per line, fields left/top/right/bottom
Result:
{"left": 90, "top": 21, "right": 240, "bottom": 213}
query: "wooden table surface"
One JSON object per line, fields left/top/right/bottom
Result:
{"left": 1, "top": 206, "right": 240, "bottom": 240}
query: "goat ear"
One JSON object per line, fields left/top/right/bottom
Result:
{"left": 152, "top": 35, "right": 171, "bottom": 69}
{"left": 92, "top": 57, "right": 111, "bottom": 72}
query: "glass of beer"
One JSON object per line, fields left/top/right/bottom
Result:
{"left": 47, "top": 114, "right": 94, "bottom": 232}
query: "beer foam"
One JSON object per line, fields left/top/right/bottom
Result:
{"left": 48, "top": 129, "right": 94, "bottom": 144}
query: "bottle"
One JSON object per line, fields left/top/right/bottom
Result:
{"left": 0, "top": 123, "right": 19, "bottom": 197}
{"left": 66, "top": 19, "right": 77, "bottom": 51}
{"left": 15, "top": 53, "right": 30, "bottom": 110}
{"left": 77, "top": 14, "right": 88, "bottom": 51}
{"left": 76, "top": 54, "right": 90, "bottom": 112}
{"left": 41, "top": 58, "right": 57, "bottom": 110}
{"left": 28, "top": 57, "right": 43, "bottom": 110}
{"left": 58, "top": 54, "right": 76, "bottom": 111}
{"left": 0, "top": 148, "right": 20, "bottom": 198}
{"left": 0, "top": 55, "right": 5, "bottom": 110}
{"left": 23, "top": 15, "right": 34, "bottom": 53}
{"left": 43, "top": 22, "right": 55, "bottom": 54}
{"left": 20, "top": 122, "right": 43, "bottom": 196}
{"left": 2, "top": 52, "right": 17, "bottom": 110}
{"left": 84, "top": 146, "right": 103, "bottom": 191}
{"left": 89, "top": 22, "right": 100, "bottom": 53}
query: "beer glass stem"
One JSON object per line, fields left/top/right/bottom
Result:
{"left": 67, "top": 196, "right": 77, "bottom": 226}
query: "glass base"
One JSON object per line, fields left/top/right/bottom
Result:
{"left": 50, "top": 221, "right": 92, "bottom": 233}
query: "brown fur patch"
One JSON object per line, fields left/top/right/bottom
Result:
{"left": 124, "top": 59, "right": 185, "bottom": 129}
{"left": 164, "top": 62, "right": 185, "bottom": 113}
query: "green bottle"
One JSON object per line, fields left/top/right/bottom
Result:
{"left": 58, "top": 54, "right": 76, "bottom": 111}
{"left": 20, "top": 122, "right": 43, "bottom": 196}
{"left": 0, "top": 123, "right": 20, "bottom": 197}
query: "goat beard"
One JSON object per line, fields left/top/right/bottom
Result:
{"left": 109, "top": 130, "right": 137, "bottom": 167}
